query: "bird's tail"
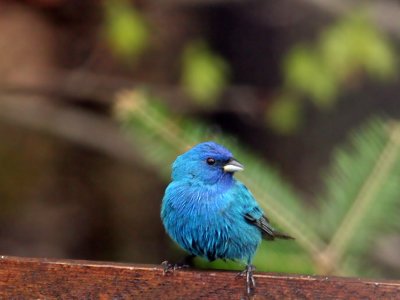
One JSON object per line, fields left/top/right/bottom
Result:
{"left": 273, "top": 230, "right": 294, "bottom": 240}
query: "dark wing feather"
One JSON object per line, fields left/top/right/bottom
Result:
{"left": 245, "top": 213, "right": 294, "bottom": 240}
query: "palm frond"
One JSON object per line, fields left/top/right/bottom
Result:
{"left": 315, "top": 118, "right": 400, "bottom": 273}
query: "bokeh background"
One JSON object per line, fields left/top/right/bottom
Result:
{"left": 1, "top": 0, "right": 400, "bottom": 279}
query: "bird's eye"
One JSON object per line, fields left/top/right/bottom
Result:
{"left": 206, "top": 158, "right": 216, "bottom": 165}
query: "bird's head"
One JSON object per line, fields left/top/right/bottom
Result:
{"left": 171, "top": 141, "right": 244, "bottom": 185}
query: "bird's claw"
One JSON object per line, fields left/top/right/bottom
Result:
{"left": 161, "top": 261, "right": 190, "bottom": 275}
{"left": 236, "top": 264, "right": 256, "bottom": 295}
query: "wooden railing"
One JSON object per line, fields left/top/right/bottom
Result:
{"left": 0, "top": 256, "right": 399, "bottom": 299}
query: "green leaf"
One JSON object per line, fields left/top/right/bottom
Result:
{"left": 266, "top": 94, "right": 303, "bottom": 134}
{"left": 103, "top": 0, "right": 149, "bottom": 61}
{"left": 284, "top": 45, "right": 338, "bottom": 108}
{"left": 280, "top": 12, "right": 396, "bottom": 129}
{"left": 320, "top": 13, "right": 396, "bottom": 81}
{"left": 181, "top": 41, "right": 230, "bottom": 106}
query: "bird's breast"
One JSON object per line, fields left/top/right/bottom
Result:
{"left": 163, "top": 182, "right": 260, "bottom": 258}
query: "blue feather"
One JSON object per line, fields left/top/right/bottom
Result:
{"left": 161, "top": 141, "right": 293, "bottom": 294}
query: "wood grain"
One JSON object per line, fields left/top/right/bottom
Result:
{"left": 0, "top": 256, "right": 399, "bottom": 299}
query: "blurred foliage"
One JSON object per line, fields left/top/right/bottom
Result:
{"left": 265, "top": 93, "right": 304, "bottom": 134}
{"left": 285, "top": 45, "right": 338, "bottom": 107}
{"left": 267, "top": 13, "right": 397, "bottom": 134}
{"left": 101, "top": 4, "right": 396, "bottom": 139}
{"left": 103, "top": 0, "right": 149, "bottom": 62}
{"left": 181, "top": 40, "right": 230, "bottom": 106}
{"left": 102, "top": 1, "right": 229, "bottom": 105}
{"left": 315, "top": 119, "right": 400, "bottom": 275}
{"left": 115, "top": 90, "right": 400, "bottom": 277}
{"left": 196, "top": 241, "right": 315, "bottom": 274}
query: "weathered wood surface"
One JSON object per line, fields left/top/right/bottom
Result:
{"left": 0, "top": 255, "right": 399, "bottom": 299}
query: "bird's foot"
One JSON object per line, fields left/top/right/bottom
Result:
{"left": 236, "top": 264, "right": 256, "bottom": 295}
{"left": 161, "top": 261, "right": 190, "bottom": 275}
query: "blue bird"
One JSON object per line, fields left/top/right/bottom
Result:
{"left": 161, "top": 141, "right": 293, "bottom": 294}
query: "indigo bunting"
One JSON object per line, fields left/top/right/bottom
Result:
{"left": 161, "top": 142, "right": 293, "bottom": 294}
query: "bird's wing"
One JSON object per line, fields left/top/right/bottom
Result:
{"left": 234, "top": 182, "right": 294, "bottom": 240}
{"left": 244, "top": 211, "right": 274, "bottom": 240}
{"left": 244, "top": 210, "right": 293, "bottom": 240}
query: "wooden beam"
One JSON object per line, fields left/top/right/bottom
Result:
{"left": 0, "top": 256, "right": 399, "bottom": 299}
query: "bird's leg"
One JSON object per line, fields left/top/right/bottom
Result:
{"left": 236, "top": 264, "right": 256, "bottom": 295}
{"left": 161, "top": 255, "right": 196, "bottom": 275}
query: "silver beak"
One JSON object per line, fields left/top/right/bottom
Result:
{"left": 223, "top": 158, "right": 244, "bottom": 173}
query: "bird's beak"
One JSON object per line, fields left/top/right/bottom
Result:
{"left": 223, "top": 158, "right": 244, "bottom": 173}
